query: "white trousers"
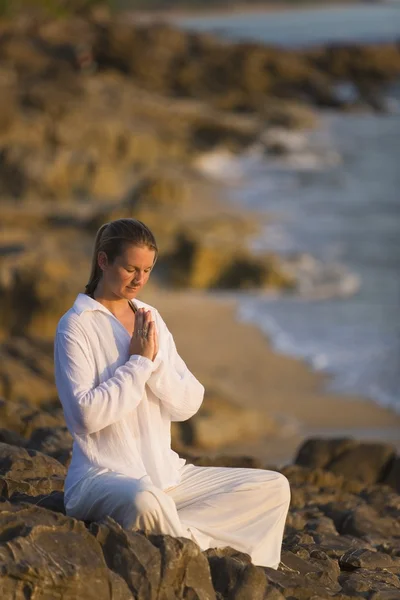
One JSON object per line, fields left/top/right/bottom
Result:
{"left": 65, "top": 463, "right": 290, "bottom": 569}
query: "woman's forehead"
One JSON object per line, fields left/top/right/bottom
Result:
{"left": 120, "top": 244, "right": 155, "bottom": 264}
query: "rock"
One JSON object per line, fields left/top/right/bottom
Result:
{"left": 0, "top": 501, "right": 131, "bottom": 599}
{"left": 173, "top": 392, "right": 274, "bottom": 451}
{"left": 125, "top": 173, "right": 192, "bottom": 211}
{"left": 263, "top": 565, "right": 337, "bottom": 600}
{"left": 340, "top": 504, "right": 400, "bottom": 542}
{"left": 281, "top": 464, "right": 364, "bottom": 493}
{"left": 360, "top": 484, "right": 400, "bottom": 518}
{"left": 90, "top": 517, "right": 216, "bottom": 599}
{"left": 339, "top": 568, "right": 400, "bottom": 597}
{"left": 307, "top": 533, "right": 374, "bottom": 561}
{"left": 0, "top": 397, "right": 64, "bottom": 437}
{"left": 339, "top": 548, "right": 400, "bottom": 572}
{"left": 207, "top": 550, "right": 269, "bottom": 600}
{"left": 89, "top": 518, "right": 163, "bottom": 600}
{"left": 262, "top": 127, "right": 307, "bottom": 155}
{"left": 295, "top": 438, "right": 396, "bottom": 485}
{"left": 0, "top": 442, "right": 65, "bottom": 498}
{"left": 9, "top": 490, "right": 66, "bottom": 514}
{"left": 149, "top": 533, "right": 217, "bottom": 600}
{"left": 0, "top": 351, "right": 57, "bottom": 408}
{"left": 384, "top": 457, "right": 400, "bottom": 494}
{"left": 0, "top": 442, "right": 65, "bottom": 479}
{"left": 167, "top": 230, "right": 294, "bottom": 291}
{"left": 0, "top": 252, "right": 77, "bottom": 340}
{"left": 0, "top": 428, "right": 26, "bottom": 447}
{"left": 27, "top": 426, "right": 73, "bottom": 466}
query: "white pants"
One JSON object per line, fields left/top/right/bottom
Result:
{"left": 65, "top": 463, "right": 290, "bottom": 569}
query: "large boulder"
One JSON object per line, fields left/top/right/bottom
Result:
{"left": 295, "top": 438, "right": 397, "bottom": 485}
{"left": 0, "top": 442, "right": 65, "bottom": 498}
{"left": 27, "top": 426, "right": 73, "bottom": 467}
{"left": 0, "top": 501, "right": 131, "bottom": 599}
{"left": 0, "top": 397, "right": 63, "bottom": 437}
{"left": 166, "top": 229, "right": 294, "bottom": 291}
{"left": 172, "top": 391, "right": 275, "bottom": 451}
{"left": 90, "top": 517, "right": 216, "bottom": 600}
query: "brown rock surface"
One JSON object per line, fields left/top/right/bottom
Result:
{"left": 0, "top": 501, "right": 131, "bottom": 599}
{"left": 172, "top": 390, "right": 275, "bottom": 451}
{"left": 295, "top": 438, "right": 397, "bottom": 486}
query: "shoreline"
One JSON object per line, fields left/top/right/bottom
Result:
{"left": 142, "top": 287, "right": 400, "bottom": 466}
{"left": 126, "top": 1, "right": 364, "bottom": 23}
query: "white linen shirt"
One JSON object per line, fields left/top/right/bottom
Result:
{"left": 54, "top": 293, "right": 205, "bottom": 500}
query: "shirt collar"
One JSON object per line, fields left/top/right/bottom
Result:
{"left": 73, "top": 293, "right": 145, "bottom": 316}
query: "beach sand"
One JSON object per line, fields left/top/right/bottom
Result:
{"left": 142, "top": 286, "right": 400, "bottom": 467}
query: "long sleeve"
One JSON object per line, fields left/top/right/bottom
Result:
{"left": 146, "top": 312, "right": 205, "bottom": 422}
{"left": 54, "top": 329, "right": 155, "bottom": 436}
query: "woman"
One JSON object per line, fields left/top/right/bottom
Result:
{"left": 54, "top": 218, "right": 290, "bottom": 569}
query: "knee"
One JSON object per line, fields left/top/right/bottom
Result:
{"left": 276, "top": 473, "right": 291, "bottom": 507}
{"left": 134, "top": 490, "right": 162, "bottom": 519}
{"left": 132, "top": 490, "right": 164, "bottom": 532}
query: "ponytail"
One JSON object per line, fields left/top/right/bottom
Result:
{"left": 85, "top": 223, "right": 109, "bottom": 297}
{"left": 84, "top": 219, "right": 158, "bottom": 297}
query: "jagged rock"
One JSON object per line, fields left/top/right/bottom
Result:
{"left": 0, "top": 442, "right": 65, "bottom": 498}
{"left": 263, "top": 564, "right": 338, "bottom": 600}
{"left": 0, "top": 398, "right": 63, "bottom": 438}
{"left": 207, "top": 550, "right": 270, "bottom": 600}
{"left": 0, "top": 474, "right": 64, "bottom": 498}
{"left": 304, "top": 533, "right": 374, "bottom": 561}
{"left": 281, "top": 464, "right": 364, "bottom": 493}
{"left": 149, "top": 533, "right": 217, "bottom": 599}
{"left": 27, "top": 426, "right": 73, "bottom": 466}
{"left": 173, "top": 392, "right": 274, "bottom": 451}
{"left": 340, "top": 504, "right": 400, "bottom": 542}
{"left": 339, "top": 568, "right": 400, "bottom": 597}
{"left": 90, "top": 517, "right": 216, "bottom": 599}
{"left": 0, "top": 442, "right": 65, "bottom": 479}
{"left": 360, "top": 485, "right": 400, "bottom": 519}
{"left": 167, "top": 230, "right": 294, "bottom": 291}
{"left": 295, "top": 438, "right": 396, "bottom": 485}
{"left": 9, "top": 490, "right": 66, "bottom": 514}
{"left": 0, "top": 428, "right": 26, "bottom": 446}
{"left": 339, "top": 548, "right": 400, "bottom": 572}
{"left": 0, "top": 351, "right": 57, "bottom": 407}
{"left": 384, "top": 457, "right": 400, "bottom": 494}
{"left": 0, "top": 501, "right": 131, "bottom": 599}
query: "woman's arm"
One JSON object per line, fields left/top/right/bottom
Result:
{"left": 54, "top": 327, "right": 155, "bottom": 435}
{"left": 146, "top": 311, "right": 205, "bottom": 422}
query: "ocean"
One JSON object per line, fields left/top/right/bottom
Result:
{"left": 174, "top": 5, "right": 400, "bottom": 413}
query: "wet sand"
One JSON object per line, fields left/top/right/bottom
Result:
{"left": 142, "top": 286, "right": 400, "bottom": 467}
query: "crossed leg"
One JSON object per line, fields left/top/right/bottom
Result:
{"left": 64, "top": 463, "right": 290, "bottom": 569}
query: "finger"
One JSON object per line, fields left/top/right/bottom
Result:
{"left": 135, "top": 310, "right": 144, "bottom": 336}
{"left": 147, "top": 320, "right": 154, "bottom": 342}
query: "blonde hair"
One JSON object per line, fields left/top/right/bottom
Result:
{"left": 85, "top": 218, "right": 158, "bottom": 297}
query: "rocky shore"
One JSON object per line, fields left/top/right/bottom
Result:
{"left": 1, "top": 10, "right": 400, "bottom": 599}
{"left": 1, "top": 434, "right": 400, "bottom": 598}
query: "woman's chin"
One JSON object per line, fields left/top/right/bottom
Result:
{"left": 126, "top": 286, "right": 140, "bottom": 296}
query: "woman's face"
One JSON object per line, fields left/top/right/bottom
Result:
{"left": 98, "top": 243, "right": 156, "bottom": 300}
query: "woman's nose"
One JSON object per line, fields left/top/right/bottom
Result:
{"left": 132, "top": 272, "right": 143, "bottom": 284}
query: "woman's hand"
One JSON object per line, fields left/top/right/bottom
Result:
{"left": 129, "top": 308, "right": 156, "bottom": 361}
{"left": 153, "top": 324, "right": 159, "bottom": 362}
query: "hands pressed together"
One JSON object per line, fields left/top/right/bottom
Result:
{"left": 129, "top": 308, "right": 159, "bottom": 361}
